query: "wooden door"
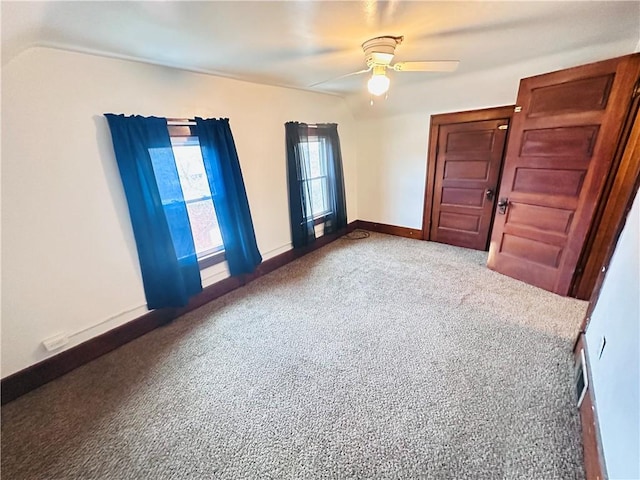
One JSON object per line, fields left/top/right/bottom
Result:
{"left": 430, "top": 119, "right": 509, "bottom": 250}
{"left": 487, "top": 54, "right": 640, "bottom": 295}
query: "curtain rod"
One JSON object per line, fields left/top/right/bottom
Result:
{"left": 167, "top": 118, "right": 196, "bottom": 126}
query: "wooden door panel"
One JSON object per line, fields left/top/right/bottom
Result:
{"left": 446, "top": 130, "right": 495, "bottom": 151}
{"left": 493, "top": 249, "right": 557, "bottom": 292}
{"left": 441, "top": 187, "right": 486, "bottom": 206}
{"left": 520, "top": 126, "right": 599, "bottom": 156}
{"left": 488, "top": 54, "right": 640, "bottom": 295}
{"left": 506, "top": 203, "right": 574, "bottom": 233}
{"left": 430, "top": 119, "right": 509, "bottom": 250}
{"left": 501, "top": 234, "right": 563, "bottom": 267}
{"left": 439, "top": 212, "right": 480, "bottom": 232}
{"left": 527, "top": 74, "right": 614, "bottom": 117}
{"left": 436, "top": 226, "right": 483, "bottom": 247}
{"left": 512, "top": 168, "right": 587, "bottom": 196}
{"left": 503, "top": 223, "right": 568, "bottom": 248}
{"left": 444, "top": 161, "right": 489, "bottom": 179}
{"left": 509, "top": 156, "right": 591, "bottom": 171}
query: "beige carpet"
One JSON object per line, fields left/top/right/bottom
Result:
{"left": 1, "top": 232, "right": 588, "bottom": 479}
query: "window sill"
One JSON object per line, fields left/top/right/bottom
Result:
{"left": 198, "top": 250, "right": 226, "bottom": 269}
{"left": 313, "top": 213, "right": 332, "bottom": 226}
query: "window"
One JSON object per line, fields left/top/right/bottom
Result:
{"left": 158, "top": 123, "right": 225, "bottom": 269}
{"left": 285, "top": 122, "right": 347, "bottom": 248}
{"left": 304, "top": 137, "right": 331, "bottom": 223}
{"left": 170, "top": 136, "right": 224, "bottom": 262}
{"left": 105, "top": 114, "right": 262, "bottom": 308}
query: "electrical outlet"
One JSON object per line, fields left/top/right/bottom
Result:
{"left": 42, "top": 333, "right": 69, "bottom": 352}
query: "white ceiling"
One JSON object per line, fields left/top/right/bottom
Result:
{"left": 3, "top": 1, "right": 639, "bottom": 116}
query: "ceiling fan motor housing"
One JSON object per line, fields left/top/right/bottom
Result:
{"left": 362, "top": 35, "right": 404, "bottom": 67}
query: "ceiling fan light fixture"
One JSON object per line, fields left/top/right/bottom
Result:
{"left": 369, "top": 52, "right": 394, "bottom": 66}
{"left": 367, "top": 65, "right": 390, "bottom": 96}
{"left": 367, "top": 73, "right": 390, "bottom": 96}
{"left": 310, "top": 35, "right": 460, "bottom": 95}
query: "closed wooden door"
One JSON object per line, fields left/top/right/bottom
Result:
{"left": 430, "top": 119, "right": 509, "bottom": 250}
{"left": 487, "top": 54, "right": 640, "bottom": 295}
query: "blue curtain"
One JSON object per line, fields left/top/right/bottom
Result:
{"left": 285, "top": 122, "right": 316, "bottom": 247}
{"left": 316, "top": 123, "right": 348, "bottom": 234}
{"left": 195, "top": 118, "right": 262, "bottom": 275}
{"left": 104, "top": 114, "right": 202, "bottom": 309}
{"left": 285, "top": 122, "right": 347, "bottom": 248}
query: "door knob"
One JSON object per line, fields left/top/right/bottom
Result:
{"left": 485, "top": 189, "right": 495, "bottom": 201}
{"left": 497, "top": 198, "right": 509, "bottom": 215}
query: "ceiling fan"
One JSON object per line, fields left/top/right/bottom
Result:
{"left": 311, "top": 35, "right": 459, "bottom": 97}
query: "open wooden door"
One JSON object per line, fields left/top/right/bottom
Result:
{"left": 487, "top": 54, "right": 640, "bottom": 295}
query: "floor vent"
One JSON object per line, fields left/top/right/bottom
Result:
{"left": 575, "top": 348, "right": 589, "bottom": 408}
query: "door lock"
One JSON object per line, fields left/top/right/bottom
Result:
{"left": 497, "top": 198, "right": 509, "bottom": 215}
{"left": 485, "top": 189, "right": 495, "bottom": 201}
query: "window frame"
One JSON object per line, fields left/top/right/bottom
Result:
{"left": 168, "top": 121, "right": 226, "bottom": 270}
{"left": 302, "top": 133, "right": 332, "bottom": 223}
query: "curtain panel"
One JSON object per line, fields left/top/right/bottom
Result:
{"left": 315, "top": 123, "right": 348, "bottom": 234}
{"left": 195, "top": 118, "right": 262, "bottom": 275}
{"left": 285, "top": 122, "right": 316, "bottom": 247}
{"left": 285, "top": 122, "right": 347, "bottom": 248}
{"left": 104, "top": 114, "right": 202, "bottom": 309}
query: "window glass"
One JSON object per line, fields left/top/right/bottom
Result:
{"left": 170, "top": 137, "right": 223, "bottom": 257}
{"left": 308, "top": 141, "right": 323, "bottom": 178}
{"left": 304, "top": 139, "right": 330, "bottom": 218}
{"left": 309, "top": 178, "right": 327, "bottom": 215}
{"left": 173, "top": 144, "right": 211, "bottom": 201}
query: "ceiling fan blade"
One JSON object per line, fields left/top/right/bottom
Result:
{"left": 391, "top": 61, "right": 460, "bottom": 72}
{"left": 308, "top": 68, "right": 371, "bottom": 88}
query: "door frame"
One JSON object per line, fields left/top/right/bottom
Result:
{"left": 578, "top": 99, "right": 640, "bottom": 318}
{"left": 422, "top": 105, "right": 515, "bottom": 242}
{"left": 580, "top": 111, "right": 640, "bottom": 326}
{"left": 573, "top": 92, "right": 640, "bottom": 301}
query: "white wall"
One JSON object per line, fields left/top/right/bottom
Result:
{"left": 1, "top": 47, "right": 358, "bottom": 377}
{"left": 354, "top": 40, "right": 635, "bottom": 229}
{"left": 356, "top": 114, "right": 431, "bottom": 228}
{"left": 2, "top": 39, "right": 637, "bottom": 381}
{"left": 585, "top": 192, "right": 639, "bottom": 480}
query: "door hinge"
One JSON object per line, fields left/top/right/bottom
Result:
{"left": 514, "top": 106, "right": 522, "bottom": 113}
{"left": 633, "top": 79, "right": 640, "bottom": 98}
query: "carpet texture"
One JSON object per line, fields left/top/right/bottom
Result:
{"left": 1, "top": 233, "right": 588, "bottom": 479}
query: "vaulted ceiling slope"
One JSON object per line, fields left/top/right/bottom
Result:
{"left": 3, "top": 1, "right": 639, "bottom": 117}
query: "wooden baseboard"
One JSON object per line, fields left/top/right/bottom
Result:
{"left": 2, "top": 219, "right": 422, "bottom": 404}
{"left": 356, "top": 220, "right": 424, "bottom": 240}
{"left": 574, "top": 334, "right": 606, "bottom": 480}
{"left": 1, "top": 221, "right": 357, "bottom": 405}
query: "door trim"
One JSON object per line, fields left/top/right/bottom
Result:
{"left": 579, "top": 103, "right": 640, "bottom": 328}
{"left": 422, "top": 105, "right": 515, "bottom": 241}
{"left": 573, "top": 94, "right": 640, "bottom": 301}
